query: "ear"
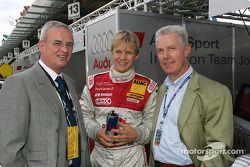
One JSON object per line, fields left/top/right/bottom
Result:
{"left": 134, "top": 54, "right": 139, "bottom": 60}
{"left": 38, "top": 40, "right": 45, "bottom": 54}
{"left": 184, "top": 44, "right": 191, "bottom": 58}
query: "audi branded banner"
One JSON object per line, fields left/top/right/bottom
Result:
{"left": 85, "top": 11, "right": 117, "bottom": 78}
{"left": 84, "top": 8, "right": 250, "bottom": 95}
{"left": 85, "top": 9, "right": 181, "bottom": 86}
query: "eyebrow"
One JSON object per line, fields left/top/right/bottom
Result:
{"left": 53, "top": 39, "right": 73, "bottom": 44}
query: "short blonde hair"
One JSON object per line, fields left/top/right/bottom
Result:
{"left": 111, "top": 30, "right": 140, "bottom": 54}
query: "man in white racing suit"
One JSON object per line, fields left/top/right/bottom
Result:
{"left": 80, "top": 30, "right": 157, "bottom": 167}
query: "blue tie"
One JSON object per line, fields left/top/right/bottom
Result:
{"left": 55, "top": 76, "right": 81, "bottom": 167}
{"left": 55, "top": 76, "right": 77, "bottom": 126}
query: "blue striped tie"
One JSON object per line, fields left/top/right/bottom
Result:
{"left": 55, "top": 76, "right": 77, "bottom": 126}
{"left": 55, "top": 76, "right": 81, "bottom": 167}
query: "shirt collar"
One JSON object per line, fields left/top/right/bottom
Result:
{"left": 109, "top": 65, "right": 135, "bottom": 83}
{"left": 165, "top": 66, "right": 193, "bottom": 88}
{"left": 39, "top": 59, "right": 62, "bottom": 81}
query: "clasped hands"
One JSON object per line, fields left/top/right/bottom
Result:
{"left": 96, "top": 123, "right": 138, "bottom": 148}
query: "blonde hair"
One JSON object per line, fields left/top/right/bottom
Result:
{"left": 111, "top": 30, "right": 140, "bottom": 54}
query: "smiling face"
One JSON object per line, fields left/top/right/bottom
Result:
{"left": 38, "top": 26, "right": 73, "bottom": 74}
{"left": 156, "top": 33, "right": 191, "bottom": 81}
{"left": 111, "top": 41, "right": 139, "bottom": 73}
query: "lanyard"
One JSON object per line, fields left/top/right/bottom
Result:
{"left": 159, "top": 73, "right": 192, "bottom": 127}
{"left": 39, "top": 64, "right": 77, "bottom": 126}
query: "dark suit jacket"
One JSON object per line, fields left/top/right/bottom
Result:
{"left": 0, "top": 62, "right": 91, "bottom": 167}
{"left": 150, "top": 70, "right": 234, "bottom": 167}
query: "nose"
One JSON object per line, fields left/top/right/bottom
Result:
{"left": 162, "top": 49, "right": 169, "bottom": 58}
{"left": 120, "top": 52, "right": 127, "bottom": 60}
{"left": 60, "top": 43, "right": 68, "bottom": 53}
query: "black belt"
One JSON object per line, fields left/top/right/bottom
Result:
{"left": 155, "top": 161, "right": 195, "bottom": 167}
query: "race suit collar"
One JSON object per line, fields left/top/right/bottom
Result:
{"left": 109, "top": 66, "right": 135, "bottom": 83}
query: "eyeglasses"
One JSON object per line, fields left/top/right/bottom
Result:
{"left": 46, "top": 40, "right": 73, "bottom": 49}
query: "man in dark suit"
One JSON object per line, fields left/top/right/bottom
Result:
{"left": 150, "top": 25, "right": 234, "bottom": 167}
{"left": 0, "top": 20, "right": 91, "bottom": 167}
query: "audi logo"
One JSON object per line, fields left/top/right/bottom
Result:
{"left": 90, "top": 30, "right": 113, "bottom": 54}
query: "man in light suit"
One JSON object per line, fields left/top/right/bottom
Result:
{"left": 150, "top": 25, "right": 234, "bottom": 167}
{"left": 0, "top": 21, "right": 90, "bottom": 167}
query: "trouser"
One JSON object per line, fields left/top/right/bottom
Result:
{"left": 91, "top": 145, "right": 148, "bottom": 167}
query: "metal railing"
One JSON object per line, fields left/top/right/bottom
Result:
{"left": 17, "top": 0, "right": 157, "bottom": 59}
{"left": 14, "top": 0, "right": 209, "bottom": 60}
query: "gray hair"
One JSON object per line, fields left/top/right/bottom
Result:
{"left": 40, "top": 20, "right": 72, "bottom": 40}
{"left": 155, "top": 25, "right": 189, "bottom": 46}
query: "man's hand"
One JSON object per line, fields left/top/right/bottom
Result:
{"left": 96, "top": 128, "right": 114, "bottom": 148}
{"left": 96, "top": 123, "right": 138, "bottom": 148}
{"left": 110, "top": 123, "right": 138, "bottom": 147}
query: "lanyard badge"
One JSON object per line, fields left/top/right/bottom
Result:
{"left": 154, "top": 121, "right": 164, "bottom": 145}
{"left": 154, "top": 73, "right": 192, "bottom": 146}
{"left": 68, "top": 126, "right": 79, "bottom": 160}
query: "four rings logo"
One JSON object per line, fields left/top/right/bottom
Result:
{"left": 90, "top": 30, "right": 113, "bottom": 54}
{"left": 95, "top": 98, "right": 111, "bottom": 105}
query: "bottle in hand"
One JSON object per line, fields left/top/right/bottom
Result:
{"left": 106, "top": 111, "right": 119, "bottom": 136}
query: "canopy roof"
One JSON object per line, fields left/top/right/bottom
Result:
{"left": 0, "top": 0, "right": 249, "bottom": 60}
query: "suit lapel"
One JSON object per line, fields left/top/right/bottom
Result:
{"left": 178, "top": 71, "right": 199, "bottom": 133}
{"left": 152, "top": 84, "right": 166, "bottom": 130}
{"left": 33, "top": 62, "right": 67, "bottom": 137}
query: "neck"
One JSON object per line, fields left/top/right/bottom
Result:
{"left": 169, "top": 65, "right": 190, "bottom": 81}
{"left": 110, "top": 66, "right": 135, "bottom": 83}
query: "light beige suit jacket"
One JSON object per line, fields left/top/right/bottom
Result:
{"left": 150, "top": 70, "right": 234, "bottom": 167}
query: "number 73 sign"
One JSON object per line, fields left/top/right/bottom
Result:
{"left": 68, "top": 2, "right": 80, "bottom": 20}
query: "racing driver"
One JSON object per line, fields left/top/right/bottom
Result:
{"left": 79, "top": 30, "right": 157, "bottom": 167}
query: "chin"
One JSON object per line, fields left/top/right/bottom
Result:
{"left": 115, "top": 66, "right": 128, "bottom": 72}
{"left": 117, "top": 69, "right": 127, "bottom": 73}
{"left": 164, "top": 70, "right": 174, "bottom": 76}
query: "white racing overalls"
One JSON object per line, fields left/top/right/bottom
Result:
{"left": 80, "top": 67, "right": 157, "bottom": 167}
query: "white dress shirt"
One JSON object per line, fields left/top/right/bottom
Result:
{"left": 153, "top": 66, "right": 193, "bottom": 165}
{"left": 39, "top": 59, "right": 61, "bottom": 82}
{"left": 39, "top": 59, "right": 74, "bottom": 104}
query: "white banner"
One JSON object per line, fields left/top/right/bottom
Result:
{"left": 209, "top": 0, "right": 250, "bottom": 17}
